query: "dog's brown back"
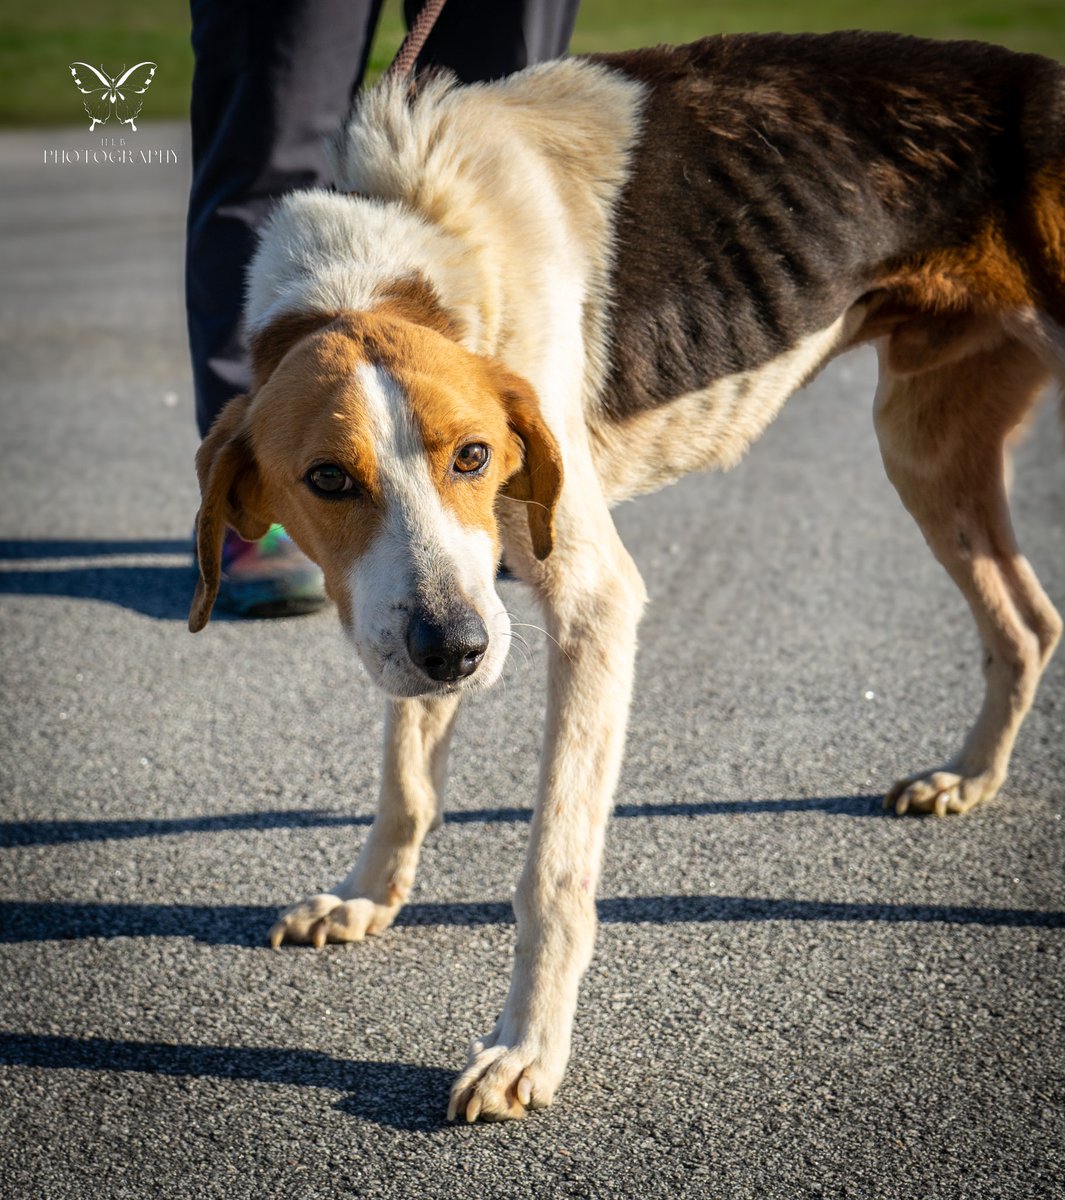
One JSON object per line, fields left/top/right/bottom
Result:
{"left": 591, "top": 32, "right": 1065, "bottom": 418}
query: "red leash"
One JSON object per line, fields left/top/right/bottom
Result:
{"left": 385, "top": 0, "right": 449, "bottom": 84}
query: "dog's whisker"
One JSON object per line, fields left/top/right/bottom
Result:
{"left": 495, "top": 629, "right": 531, "bottom": 667}
{"left": 497, "top": 494, "right": 549, "bottom": 513}
{"left": 497, "top": 617, "right": 530, "bottom": 647}
{"left": 508, "top": 621, "right": 572, "bottom": 662}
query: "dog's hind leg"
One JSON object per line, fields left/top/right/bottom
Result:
{"left": 874, "top": 336, "right": 1062, "bottom": 815}
{"left": 270, "top": 693, "right": 461, "bottom": 946}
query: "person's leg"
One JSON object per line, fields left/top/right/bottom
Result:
{"left": 189, "top": 0, "right": 579, "bottom": 436}
{"left": 187, "top": 0, "right": 382, "bottom": 616}
{"left": 187, "top": 0, "right": 382, "bottom": 435}
{"left": 406, "top": 0, "right": 580, "bottom": 81}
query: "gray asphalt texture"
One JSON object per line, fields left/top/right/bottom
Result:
{"left": 1, "top": 121, "right": 1063, "bottom": 1200}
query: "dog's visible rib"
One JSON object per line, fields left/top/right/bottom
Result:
{"left": 588, "top": 310, "right": 862, "bottom": 502}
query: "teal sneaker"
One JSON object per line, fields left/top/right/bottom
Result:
{"left": 215, "top": 524, "right": 328, "bottom": 619}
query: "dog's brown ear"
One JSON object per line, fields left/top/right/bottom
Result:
{"left": 189, "top": 394, "right": 271, "bottom": 632}
{"left": 496, "top": 368, "right": 563, "bottom": 560}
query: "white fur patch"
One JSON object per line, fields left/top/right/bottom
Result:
{"left": 590, "top": 308, "right": 868, "bottom": 503}
{"left": 244, "top": 191, "right": 486, "bottom": 349}
{"left": 347, "top": 363, "right": 509, "bottom": 697}
{"left": 244, "top": 60, "right": 646, "bottom": 420}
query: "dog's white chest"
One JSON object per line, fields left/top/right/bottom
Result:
{"left": 590, "top": 310, "right": 862, "bottom": 503}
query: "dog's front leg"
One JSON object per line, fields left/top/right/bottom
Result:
{"left": 270, "top": 694, "right": 461, "bottom": 947}
{"left": 449, "top": 522, "right": 646, "bottom": 1121}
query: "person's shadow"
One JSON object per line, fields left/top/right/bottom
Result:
{"left": 0, "top": 538, "right": 214, "bottom": 622}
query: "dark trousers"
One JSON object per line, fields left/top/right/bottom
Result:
{"left": 186, "top": 0, "right": 580, "bottom": 437}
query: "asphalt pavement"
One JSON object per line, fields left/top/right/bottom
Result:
{"left": 1, "top": 120, "right": 1063, "bottom": 1200}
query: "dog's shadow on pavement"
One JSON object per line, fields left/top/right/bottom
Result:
{"left": 0, "top": 892, "right": 1059, "bottom": 952}
{"left": 0, "top": 1032, "right": 452, "bottom": 1131}
{"left": 0, "top": 796, "right": 886, "bottom": 855}
{"left": 0, "top": 538, "right": 223, "bottom": 622}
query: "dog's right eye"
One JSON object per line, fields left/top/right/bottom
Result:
{"left": 306, "top": 464, "right": 356, "bottom": 496}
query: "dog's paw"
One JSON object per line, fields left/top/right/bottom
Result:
{"left": 268, "top": 892, "right": 399, "bottom": 948}
{"left": 884, "top": 768, "right": 1000, "bottom": 816}
{"left": 447, "top": 1040, "right": 562, "bottom": 1123}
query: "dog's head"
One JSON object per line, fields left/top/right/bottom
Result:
{"left": 190, "top": 303, "right": 562, "bottom": 698}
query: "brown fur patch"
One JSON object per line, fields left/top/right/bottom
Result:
{"left": 1031, "top": 163, "right": 1065, "bottom": 273}
{"left": 189, "top": 395, "right": 272, "bottom": 632}
{"left": 248, "top": 310, "right": 344, "bottom": 391}
{"left": 381, "top": 329, "right": 525, "bottom": 539}
{"left": 316, "top": 312, "right": 560, "bottom": 560}
{"left": 345, "top": 315, "right": 564, "bottom": 557}
{"left": 373, "top": 275, "right": 465, "bottom": 341}
{"left": 1025, "top": 160, "right": 1065, "bottom": 327}
{"left": 849, "top": 298, "right": 1010, "bottom": 377}
{"left": 877, "top": 223, "right": 1033, "bottom": 319}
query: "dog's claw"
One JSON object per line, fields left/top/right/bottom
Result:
{"left": 267, "top": 893, "right": 400, "bottom": 947}
{"left": 448, "top": 1043, "right": 559, "bottom": 1122}
{"left": 884, "top": 768, "right": 1000, "bottom": 816}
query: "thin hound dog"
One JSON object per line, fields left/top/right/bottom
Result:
{"left": 192, "top": 33, "right": 1064, "bottom": 1121}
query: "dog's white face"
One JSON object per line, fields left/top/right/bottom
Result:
{"left": 190, "top": 308, "right": 562, "bottom": 699}
{"left": 337, "top": 358, "right": 510, "bottom": 696}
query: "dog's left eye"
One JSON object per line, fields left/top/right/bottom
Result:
{"left": 452, "top": 443, "right": 490, "bottom": 475}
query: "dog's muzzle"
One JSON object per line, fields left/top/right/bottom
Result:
{"left": 406, "top": 608, "right": 489, "bottom": 683}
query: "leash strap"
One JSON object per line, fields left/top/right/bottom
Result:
{"left": 385, "top": 0, "right": 449, "bottom": 83}
{"left": 343, "top": 1, "right": 448, "bottom": 198}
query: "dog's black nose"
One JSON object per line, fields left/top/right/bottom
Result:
{"left": 407, "top": 611, "right": 488, "bottom": 682}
